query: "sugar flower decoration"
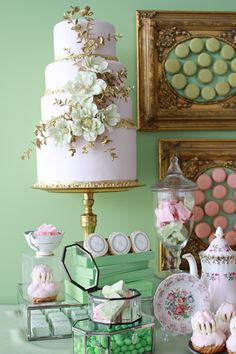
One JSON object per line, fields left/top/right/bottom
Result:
{"left": 48, "top": 118, "right": 72, "bottom": 145}
{"left": 65, "top": 71, "right": 106, "bottom": 103}
{"left": 81, "top": 56, "right": 111, "bottom": 74}
{"left": 100, "top": 104, "right": 121, "bottom": 130}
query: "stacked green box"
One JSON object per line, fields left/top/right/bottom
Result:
{"left": 65, "top": 250, "right": 155, "bottom": 304}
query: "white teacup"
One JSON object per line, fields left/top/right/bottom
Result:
{"left": 24, "top": 230, "right": 64, "bottom": 257}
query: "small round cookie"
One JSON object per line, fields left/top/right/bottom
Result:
{"left": 185, "top": 83, "right": 200, "bottom": 99}
{"left": 228, "top": 73, "right": 236, "bottom": 87}
{"left": 212, "top": 167, "right": 227, "bottom": 183}
{"left": 213, "top": 60, "right": 228, "bottom": 75}
{"left": 215, "top": 81, "right": 230, "bottom": 96}
{"left": 206, "top": 37, "right": 221, "bottom": 53}
{"left": 212, "top": 185, "right": 227, "bottom": 199}
{"left": 193, "top": 206, "right": 204, "bottom": 222}
{"left": 197, "top": 174, "right": 212, "bottom": 190}
{"left": 195, "top": 222, "right": 211, "bottom": 238}
{"left": 198, "top": 69, "right": 213, "bottom": 84}
{"left": 164, "top": 58, "right": 181, "bottom": 74}
{"left": 189, "top": 38, "right": 204, "bottom": 53}
{"left": 197, "top": 52, "right": 212, "bottom": 67}
{"left": 227, "top": 173, "right": 236, "bottom": 189}
{"left": 225, "top": 231, "right": 236, "bottom": 246}
{"left": 183, "top": 60, "right": 197, "bottom": 76}
{"left": 171, "top": 73, "right": 187, "bottom": 90}
{"left": 204, "top": 201, "right": 220, "bottom": 217}
{"left": 231, "top": 58, "right": 236, "bottom": 72}
{"left": 175, "top": 43, "right": 190, "bottom": 58}
{"left": 223, "top": 200, "right": 236, "bottom": 214}
{"left": 221, "top": 44, "right": 235, "bottom": 60}
{"left": 195, "top": 190, "right": 205, "bottom": 205}
{"left": 213, "top": 215, "right": 228, "bottom": 230}
{"left": 201, "top": 86, "right": 216, "bottom": 101}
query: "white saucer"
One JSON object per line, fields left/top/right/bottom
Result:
{"left": 153, "top": 273, "right": 210, "bottom": 334}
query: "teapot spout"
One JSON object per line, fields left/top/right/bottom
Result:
{"left": 182, "top": 253, "right": 198, "bottom": 277}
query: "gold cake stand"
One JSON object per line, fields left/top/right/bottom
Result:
{"left": 33, "top": 180, "right": 143, "bottom": 237}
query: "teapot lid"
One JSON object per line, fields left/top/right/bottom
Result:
{"left": 203, "top": 226, "right": 235, "bottom": 257}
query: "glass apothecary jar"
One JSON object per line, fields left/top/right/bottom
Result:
{"left": 152, "top": 156, "right": 197, "bottom": 272}
{"left": 73, "top": 315, "right": 155, "bottom": 354}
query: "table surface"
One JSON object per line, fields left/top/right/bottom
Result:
{"left": 0, "top": 305, "right": 191, "bottom": 354}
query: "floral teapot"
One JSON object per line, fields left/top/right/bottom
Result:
{"left": 183, "top": 226, "right": 236, "bottom": 312}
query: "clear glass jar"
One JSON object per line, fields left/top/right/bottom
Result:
{"left": 88, "top": 289, "right": 142, "bottom": 325}
{"left": 152, "top": 157, "right": 197, "bottom": 272}
{"left": 73, "top": 315, "right": 155, "bottom": 354}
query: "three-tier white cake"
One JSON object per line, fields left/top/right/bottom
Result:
{"left": 35, "top": 17, "right": 137, "bottom": 187}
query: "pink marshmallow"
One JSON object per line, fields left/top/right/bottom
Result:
{"left": 34, "top": 224, "right": 59, "bottom": 236}
{"left": 175, "top": 201, "right": 192, "bottom": 222}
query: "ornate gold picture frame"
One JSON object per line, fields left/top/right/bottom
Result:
{"left": 137, "top": 11, "right": 236, "bottom": 130}
{"left": 159, "top": 139, "right": 236, "bottom": 271}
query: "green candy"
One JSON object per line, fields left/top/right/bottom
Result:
{"left": 121, "top": 345, "right": 128, "bottom": 352}
{"left": 131, "top": 350, "right": 138, "bottom": 354}
{"left": 145, "top": 345, "right": 152, "bottom": 352}
{"left": 129, "top": 344, "right": 135, "bottom": 350}
{"left": 94, "top": 348, "right": 102, "bottom": 354}
{"left": 87, "top": 348, "right": 95, "bottom": 354}
{"left": 124, "top": 338, "right": 132, "bottom": 346}
{"left": 101, "top": 336, "right": 108, "bottom": 348}
{"left": 135, "top": 343, "right": 142, "bottom": 350}
{"left": 138, "top": 348, "right": 145, "bottom": 354}
{"left": 146, "top": 335, "right": 152, "bottom": 345}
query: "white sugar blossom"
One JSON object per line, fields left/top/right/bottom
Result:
{"left": 72, "top": 117, "right": 105, "bottom": 142}
{"left": 65, "top": 71, "right": 107, "bottom": 103}
{"left": 81, "top": 56, "right": 111, "bottom": 74}
{"left": 71, "top": 101, "right": 98, "bottom": 122}
{"left": 48, "top": 118, "right": 72, "bottom": 145}
{"left": 99, "top": 104, "right": 120, "bottom": 130}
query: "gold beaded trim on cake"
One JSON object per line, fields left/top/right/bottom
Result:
{"left": 55, "top": 53, "right": 118, "bottom": 62}
{"left": 40, "top": 117, "right": 136, "bottom": 129}
{"left": 33, "top": 179, "right": 142, "bottom": 190}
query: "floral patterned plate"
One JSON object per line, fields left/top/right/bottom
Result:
{"left": 153, "top": 273, "right": 210, "bottom": 334}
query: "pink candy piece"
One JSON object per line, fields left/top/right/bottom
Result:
{"left": 193, "top": 206, "right": 204, "bottom": 222}
{"left": 225, "top": 231, "right": 236, "bottom": 246}
{"left": 194, "top": 190, "right": 205, "bottom": 205}
{"left": 175, "top": 201, "right": 192, "bottom": 222}
{"left": 197, "top": 174, "right": 212, "bottom": 191}
{"left": 195, "top": 222, "right": 211, "bottom": 238}
{"left": 155, "top": 206, "right": 175, "bottom": 225}
{"left": 213, "top": 216, "right": 228, "bottom": 230}
{"left": 204, "top": 201, "right": 220, "bottom": 217}
{"left": 34, "top": 224, "right": 59, "bottom": 236}
{"left": 227, "top": 173, "right": 236, "bottom": 189}
{"left": 222, "top": 200, "right": 236, "bottom": 214}
{"left": 212, "top": 185, "right": 227, "bottom": 199}
{"left": 211, "top": 168, "right": 227, "bottom": 183}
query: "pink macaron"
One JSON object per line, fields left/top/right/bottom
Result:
{"left": 225, "top": 230, "right": 236, "bottom": 246}
{"left": 233, "top": 221, "right": 236, "bottom": 231}
{"left": 213, "top": 215, "right": 228, "bottom": 230}
{"left": 195, "top": 222, "right": 211, "bottom": 238}
{"left": 212, "top": 185, "right": 227, "bottom": 199}
{"left": 193, "top": 206, "right": 204, "bottom": 222}
{"left": 211, "top": 167, "right": 227, "bottom": 183}
{"left": 223, "top": 199, "right": 236, "bottom": 214}
{"left": 204, "top": 201, "right": 220, "bottom": 217}
{"left": 227, "top": 173, "right": 236, "bottom": 189}
{"left": 194, "top": 190, "right": 205, "bottom": 205}
{"left": 197, "top": 174, "right": 212, "bottom": 191}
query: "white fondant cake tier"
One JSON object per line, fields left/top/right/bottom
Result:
{"left": 36, "top": 128, "right": 136, "bottom": 183}
{"left": 53, "top": 20, "right": 116, "bottom": 59}
{"left": 41, "top": 94, "right": 132, "bottom": 120}
{"left": 44, "top": 60, "right": 124, "bottom": 90}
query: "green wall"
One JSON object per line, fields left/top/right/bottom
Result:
{"left": 1, "top": 0, "right": 236, "bottom": 304}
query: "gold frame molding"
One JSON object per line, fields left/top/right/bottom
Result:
{"left": 159, "top": 139, "right": 236, "bottom": 271}
{"left": 137, "top": 10, "right": 236, "bottom": 131}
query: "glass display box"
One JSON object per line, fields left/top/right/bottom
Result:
{"left": 17, "top": 283, "right": 87, "bottom": 341}
{"left": 72, "top": 315, "right": 155, "bottom": 354}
